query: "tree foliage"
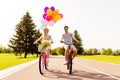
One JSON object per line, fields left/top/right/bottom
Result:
{"left": 8, "top": 12, "right": 41, "bottom": 58}
{"left": 73, "top": 30, "right": 84, "bottom": 55}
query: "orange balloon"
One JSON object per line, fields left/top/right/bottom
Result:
{"left": 51, "top": 11, "right": 57, "bottom": 17}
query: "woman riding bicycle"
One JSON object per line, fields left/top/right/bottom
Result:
{"left": 34, "top": 28, "right": 53, "bottom": 62}
{"left": 60, "top": 26, "right": 79, "bottom": 65}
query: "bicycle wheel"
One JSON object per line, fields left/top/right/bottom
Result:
{"left": 39, "top": 53, "right": 43, "bottom": 75}
{"left": 69, "top": 53, "right": 72, "bottom": 74}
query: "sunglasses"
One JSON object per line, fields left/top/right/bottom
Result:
{"left": 64, "top": 28, "right": 68, "bottom": 30}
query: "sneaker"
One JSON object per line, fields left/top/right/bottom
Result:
{"left": 72, "top": 59, "right": 74, "bottom": 64}
{"left": 64, "top": 61, "right": 68, "bottom": 65}
{"left": 47, "top": 59, "right": 49, "bottom": 62}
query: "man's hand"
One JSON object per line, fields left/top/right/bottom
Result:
{"left": 60, "top": 40, "right": 64, "bottom": 43}
{"left": 76, "top": 40, "right": 79, "bottom": 43}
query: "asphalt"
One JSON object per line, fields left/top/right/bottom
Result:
{"left": 0, "top": 56, "right": 120, "bottom": 80}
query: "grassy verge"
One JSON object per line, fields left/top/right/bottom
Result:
{"left": 77, "top": 55, "right": 120, "bottom": 64}
{"left": 0, "top": 53, "right": 38, "bottom": 70}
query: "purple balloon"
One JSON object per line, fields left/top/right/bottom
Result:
{"left": 44, "top": 7, "right": 49, "bottom": 13}
{"left": 50, "top": 6, "right": 55, "bottom": 11}
{"left": 43, "top": 14, "right": 47, "bottom": 19}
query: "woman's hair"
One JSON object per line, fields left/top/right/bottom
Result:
{"left": 43, "top": 28, "right": 49, "bottom": 32}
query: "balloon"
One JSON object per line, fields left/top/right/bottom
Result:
{"left": 50, "top": 6, "right": 55, "bottom": 11}
{"left": 41, "top": 6, "right": 63, "bottom": 27}
{"left": 46, "top": 16, "right": 52, "bottom": 21}
{"left": 51, "top": 19, "right": 57, "bottom": 23}
{"left": 48, "top": 21, "right": 55, "bottom": 26}
{"left": 51, "top": 11, "right": 57, "bottom": 17}
{"left": 46, "top": 9, "right": 53, "bottom": 15}
{"left": 59, "top": 13, "right": 63, "bottom": 18}
{"left": 40, "top": 25, "right": 47, "bottom": 30}
{"left": 55, "top": 9, "right": 59, "bottom": 14}
{"left": 44, "top": 7, "right": 49, "bottom": 13}
{"left": 41, "top": 19, "right": 48, "bottom": 25}
{"left": 54, "top": 15, "right": 61, "bottom": 21}
{"left": 43, "top": 14, "right": 47, "bottom": 19}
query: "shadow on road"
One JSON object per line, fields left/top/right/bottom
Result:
{"left": 42, "top": 69, "right": 117, "bottom": 80}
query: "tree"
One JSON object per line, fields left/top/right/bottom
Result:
{"left": 73, "top": 30, "right": 84, "bottom": 55}
{"left": 8, "top": 12, "right": 40, "bottom": 58}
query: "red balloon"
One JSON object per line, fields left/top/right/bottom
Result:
{"left": 46, "top": 16, "right": 52, "bottom": 21}
{"left": 59, "top": 13, "right": 63, "bottom": 18}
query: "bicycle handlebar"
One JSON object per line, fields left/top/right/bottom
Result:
{"left": 60, "top": 41, "right": 73, "bottom": 45}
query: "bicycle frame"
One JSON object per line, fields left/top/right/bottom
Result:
{"left": 39, "top": 47, "right": 48, "bottom": 75}
{"left": 61, "top": 41, "right": 73, "bottom": 74}
{"left": 67, "top": 45, "right": 73, "bottom": 74}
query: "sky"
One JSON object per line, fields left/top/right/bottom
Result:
{"left": 0, "top": 0, "right": 120, "bottom": 50}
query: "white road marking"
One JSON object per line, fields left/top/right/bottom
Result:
{"left": 76, "top": 62, "right": 120, "bottom": 80}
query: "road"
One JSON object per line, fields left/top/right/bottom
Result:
{"left": 0, "top": 56, "right": 120, "bottom": 80}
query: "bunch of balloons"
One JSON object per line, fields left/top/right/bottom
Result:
{"left": 41, "top": 6, "right": 63, "bottom": 29}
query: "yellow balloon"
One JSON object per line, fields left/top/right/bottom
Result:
{"left": 54, "top": 15, "right": 61, "bottom": 21}
{"left": 55, "top": 9, "right": 59, "bottom": 13}
{"left": 47, "top": 9, "right": 53, "bottom": 15}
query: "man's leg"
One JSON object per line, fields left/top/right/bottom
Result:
{"left": 72, "top": 47, "right": 77, "bottom": 59}
{"left": 65, "top": 49, "right": 69, "bottom": 61}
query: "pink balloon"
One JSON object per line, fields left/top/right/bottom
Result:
{"left": 41, "top": 19, "right": 48, "bottom": 25}
{"left": 51, "top": 19, "right": 57, "bottom": 23}
{"left": 59, "top": 13, "right": 63, "bottom": 18}
{"left": 48, "top": 21, "right": 55, "bottom": 26}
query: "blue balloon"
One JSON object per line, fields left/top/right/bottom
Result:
{"left": 40, "top": 25, "right": 47, "bottom": 30}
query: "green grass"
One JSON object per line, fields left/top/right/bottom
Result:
{"left": 0, "top": 53, "right": 38, "bottom": 70}
{"left": 77, "top": 55, "right": 120, "bottom": 64}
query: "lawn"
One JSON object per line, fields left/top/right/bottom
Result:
{"left": 0, "top": 53, "right": 38, "bottom": 70}
{"left": 77, "top": 55, "right": 120, "bottom": 64}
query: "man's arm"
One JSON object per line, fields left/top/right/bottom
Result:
{"left": 60, "top": 35, "right": 64, "bottom": 42}
{"left": 72, "top": 35, "right": 79, "bottom": 43}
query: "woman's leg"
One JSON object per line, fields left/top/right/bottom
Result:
{"left": 46, "top": 46, "right": 50, "bottom": 59}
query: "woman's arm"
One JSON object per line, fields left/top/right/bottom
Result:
{"left": 34, "top": 35, "right": 43, "bottom": 44}
{"left": 50, "top": 35, "right": 53, "bottom": 43}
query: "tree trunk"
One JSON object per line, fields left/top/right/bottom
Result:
{"left": 24, "top": 52, "right": 27, "bottom": 58}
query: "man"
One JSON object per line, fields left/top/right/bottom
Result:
{"left": 60, "top": 26, "right": 79, "bottom": 64}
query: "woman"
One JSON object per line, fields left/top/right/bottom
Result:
{"left": 34, "top": 28, "right": 53, "bottom": 61}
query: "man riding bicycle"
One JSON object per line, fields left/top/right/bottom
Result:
{"left": 60, "top": 26, "right": 79, "bottom": 65}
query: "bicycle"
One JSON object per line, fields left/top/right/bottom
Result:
{"left": 38, "top": 41, "right": 52, "bottom": 75}
{"left": 61, "top": 41, "right": 73, "bottom": 74}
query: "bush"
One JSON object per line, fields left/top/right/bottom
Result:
{"left": 51, "top": 49, "right": 57, "bottom": 55}
{"left": 112, "top": 49, "right": 120, "bottom": 56}
{"left": 51, "top": 47, "right": 65, "bottom": 55}
{"left": 82, "top": 48, "right": 101, "bottom": 55}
